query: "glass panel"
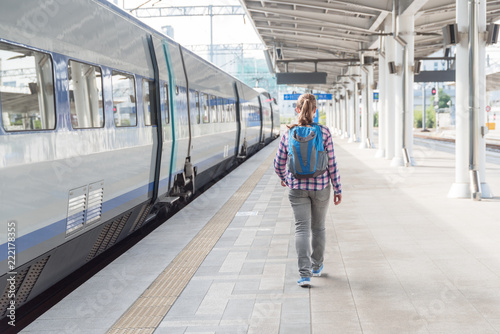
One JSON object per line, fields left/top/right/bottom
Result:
{"left": 231, "top": 102, "right": 236, "bottom": 122}
{"left": 210, "top": 95, "right": 217, "bottom": 123}
{"left": 0, "top": 42, "right": 55, "bottom": 131}
{"left": 161, "top": 83, "right": 169, "bottom": 124}
{"left": 68, "top": 60, "right": 103, "bottom": 129}
{"left": 217, "top": 97, "right": 223, "bottom": 123}
{"left": 224, "top": 99, "right": 230, "bottom": 123}
{"left": 111, "top": 71, "right": 136, "bottom": 127}
{"left": 201, "top": 93, "right": 209, "bottom": 123}
{"left": 195, "top": 91, "right": 200, "bottom": 124}
{"left": 142, "top": 79, "right": 156, "bottom": 126}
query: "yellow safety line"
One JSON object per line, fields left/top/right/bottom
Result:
{"left": 107, "top": 150, "right": 276, "bottom": 334}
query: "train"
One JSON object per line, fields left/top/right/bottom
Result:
{"left": 0, "top": 0, "right": 279, "bottom": 319}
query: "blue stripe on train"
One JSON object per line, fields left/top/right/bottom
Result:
{"left": 0, "top": 181, "right": 156, "bottom": 263}
{"left": 0, "top": 149, "right": 236, "bottom": 263}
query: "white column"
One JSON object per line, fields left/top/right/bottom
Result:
{"left": 448, "top": 0, "right": 469, "bottom": 197}
{"left": 403, "top": 13, "right": 415, "bottom": 165}
{"left": 342, "top": 86, "right": 349, "bottom": 139}
{"left": 376, "top": 38, "right": 386, "bottom": 157}
{"left": 333, "top": 91, "right": 341, "bottom": 135}
{"left": 359, "top": 58, "right": 369, "bottom": 148}
{"left": 332, "top": 92, "right": 336, "bottom": 133}
{"left": 348, "top": 72, "right": 357, "bottom": 143}
{"left": 339, "top": 91, "right": 345, "bottom": 136}
{"left": 367, "top": 64, "right": 374, "bottom": 147}
{"left": 478, "top": 0, "right": 493, "bottom": 197}
{"left": 352, "top": 66, "right": 361, "bottom": 142}
{"left": 326, "top": 92, "right": 331, "bottom": 128}
{"left": 385, "top": 16, "right": 396, "bottom": 160}
{"left": 327, "top": 95, "right": 333, "bottom": 129}
{"left": 448, "top": 0, "right": 492, "bottom": 198}
{"left": 391, "top": 27, "right": 405, "bottom": 166}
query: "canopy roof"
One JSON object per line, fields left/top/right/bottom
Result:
{"left": 239, "top": 0, "right": 500, "bottom": 91}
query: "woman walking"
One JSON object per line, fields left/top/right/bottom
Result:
{"left": 274, "top": 93, "right": 342, "bottom": 287}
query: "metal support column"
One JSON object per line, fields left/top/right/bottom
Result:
{"left": 348, "top": 69, "right": 358, "bottom": 143}
{"left": 448, "top": 0, "right": 492, "bottom": 199}
{"left": 477, "top": 0, "right": 492, "bottom": 198}
{"left": 376, "top": 35, "right": 386, "bottom": 157}
{"left": 359, "top": 53, "right": 369, "bottom": 148}
{"left": 342, "top": 85, "right": 349, "bottom": 139}
{"left": 391, "top": 4, "right": 413, "bottom": 166}
{"left": 385, "top": 15, "right": 396, "bottom": 160}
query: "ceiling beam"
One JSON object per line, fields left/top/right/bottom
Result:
{"left": 400, "top": 0, "right": 431, "bottom": 16}
{"left": 247, "top": 0, "right": 379, "bottom": 17}
{"left": 255, "top": 24, "right": 372, "bottom": 43}
{"left": 259, "top": 31, "right": 359, "bottom": 53}
{"left": 369, "top": 11, "right": 389, "bottom": 31}
{"left": 314, "top": 0, "right": 392, "bottom": 13}
{"left": 252, "top": 16, "right": 371, "bottom": 36}
{"left": 246, "top": 4, "right": 372, "bottom": 30}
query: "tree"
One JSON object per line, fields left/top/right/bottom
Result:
{"left": 438, "top": 88, "right": 451, "bottom": 109}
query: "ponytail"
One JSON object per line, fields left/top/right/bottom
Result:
{"left": 287, "top": 93, "right": 317, "bottom": 129}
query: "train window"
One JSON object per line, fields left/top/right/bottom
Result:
{"left": 217, "top": 97, "right": 223, "bottom": 123}
{"left": 142, "top": 79, "right": 156, "bottom": 126}
{"left": 0, "top": 42, "right": 56, "bottom": 131}
{"left": 229, "top": 101, "right": 236, "bottom": 123}
{"left": 226, "top": 100, "right": 233, "bottom": 123}
{"left": 188, "top": 89, "right": 197, "bottom": 124}
{"left": 201, "top": 93, "right": 209, "bottom": 123}
{"left": 228, "top": 100, "right": 233, "bottom": 123}
{"left": 68, "top": 60, "right": 104, "bottom": 129}
{"left": 111, "top": 71, "right": 136, "bottom": 127}
{"left": 223, "top": 99, "right": 229, "bottom": 123}
{"left": 195, "top": 91, "right": 200, "bottom": 124}
{"left": 161, "top": 83, "right": 170, "bottom": 124}
{"left": 210, "top": 95, "right": 217, "bottom": 123}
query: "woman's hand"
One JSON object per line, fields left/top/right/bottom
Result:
{"left": 334, "top": 194, "right": 342, "bottom": 205}
{"left": 281, "top": 180, "right": 287, "bottom": 187}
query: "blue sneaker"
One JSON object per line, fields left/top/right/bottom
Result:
{"left": 297, "top": 277, "right": 311, "bottom": 287}
{"left": 312, "top": 265, "right": 323, "bottom": 277}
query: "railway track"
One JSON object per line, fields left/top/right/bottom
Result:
{"left": 414, "top": 132, "right": 500, "bottom": 152}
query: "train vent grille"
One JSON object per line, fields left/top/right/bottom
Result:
{"left": 66, "top": 186, "right": 87, "bottom": 235}
{"left": 0, "top": 256, "right": 50, "bottom": 317}
{"left": 86, "top": 181, "right": 104, "bottom": 226}
{"left": 129, "top": 204, "right": 152, "bottom": 233}
{"left": 86, "top": 212, "right": 131, "bottom": 262}
{"left": 15, "top": 257, "right": 50, "bottom": 305}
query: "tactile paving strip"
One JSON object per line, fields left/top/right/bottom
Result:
{"left": 107, "top": 150, "right": 276, "bottom": 334}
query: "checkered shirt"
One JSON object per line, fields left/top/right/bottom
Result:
{"left": 274, "top": 124, "right": 342, "bottom": 194}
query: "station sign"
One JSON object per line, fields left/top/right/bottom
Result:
{"left": 284, "top": 93, "right": 332, "bottom": 101}
{"left": 373, "top": 92, "right": 379, "bottom": 101}
{"left": 315, "top": 94, "right": 332, "bottom": 100}
{"left": 283, "top": 94, "right": 300, "bottom": 100}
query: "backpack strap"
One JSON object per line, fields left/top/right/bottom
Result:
{"left": 312, "top": 124, "right": 324, "bottom": 151}
{"left": 287, "top": 127, "right": 296, "bottom": 155}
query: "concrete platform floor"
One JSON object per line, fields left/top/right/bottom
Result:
{"left": 22, "top": 136, "right": 500, "bottom": 334}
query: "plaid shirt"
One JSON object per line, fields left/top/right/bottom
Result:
{"left": 274, "top": 124, "right": 341, "bottom": 194}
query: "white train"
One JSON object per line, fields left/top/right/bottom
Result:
{"left": 0, "top": 0, "right": 279, "bottom": 318}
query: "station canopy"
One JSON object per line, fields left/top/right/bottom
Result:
{"left": 239, "top": 0, "right": 500, "bottom": 92}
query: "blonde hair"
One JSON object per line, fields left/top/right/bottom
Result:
{"left": 287, "top": 93, "right": 317, "bottom": 129}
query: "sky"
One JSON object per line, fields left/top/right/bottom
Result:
{"left": 111, "top": 0, "right": 264, "bottom": 57}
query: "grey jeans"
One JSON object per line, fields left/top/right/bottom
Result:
{"left": 288, "top": 185, "right": 331, "bottom": 278}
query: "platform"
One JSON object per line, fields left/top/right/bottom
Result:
{"left": 22, "top": 136, "right": 500, "bottom": 334}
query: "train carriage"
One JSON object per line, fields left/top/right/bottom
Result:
{"left": 0, "top": 0, "right": 279, "bottom": 319}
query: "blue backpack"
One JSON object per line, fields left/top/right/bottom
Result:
{"left": 287, "top": 123, "right": 328, "bottom": 179}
